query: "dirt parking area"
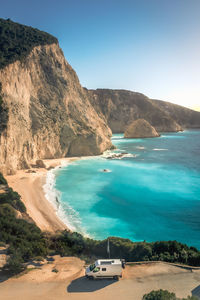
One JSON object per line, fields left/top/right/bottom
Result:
{"left": 0, "top": 259, "right": 200, "bottom": 300}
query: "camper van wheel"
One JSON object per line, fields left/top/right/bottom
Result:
{"left": 114, "top": 275, "right": 119, "bottom": 281}
{"left": 88, "top": 276, "right": 94, "bottom": 280}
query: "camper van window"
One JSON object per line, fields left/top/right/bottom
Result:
{"left": 101, "top": 261, "right": 112, "bottom": 265}
{"left": 102, "top": 268, "right": 106, "bottom": 271}
{"left": 89, "top": 264, "right": 96, "bottom": 271}
{"left": 93, "top": 267, "right": 100, "bottom": 273}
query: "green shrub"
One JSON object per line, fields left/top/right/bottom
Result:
{"left": 142, "top": 289, "right": 198, "bottom": 300}
{"left": 0, "top": 172, "right": 7, "bottom": 185}
{"left": 0, "top": 241, "right": 6, "bottom": 247}
{"left": 34, "top": 256, "right": 44, "bottom": 262}
{"left": 3, "top": 254, "right": 25, "bottom": 275}
{"left": 52, "top": 268, "right": 58, "bottom": 273}
{"left": 0, "top": 185, "right": 26, "bottom": 213}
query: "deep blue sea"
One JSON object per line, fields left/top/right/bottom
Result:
{"left": 53, "top": 130, "right": 200, "bottom": 248}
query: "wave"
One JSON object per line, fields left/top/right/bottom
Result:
{"left": 153, "top": 148, "right": 168, "bottom": 151}
{"left": 43, "top": 164, "right": 80, "bottom": 232}
{"left": 136, "top": 146, "right": 146, "bottom": 150}
{"left": 102, "top": 150, "right": 138, "bottom": 159}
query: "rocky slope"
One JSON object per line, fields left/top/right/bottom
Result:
{"left": 151, "top": 99, "right": 200, "bottom": 129}
{"left": 88, "top": 89, "right": 183, "bottom": 133}
{"left": 88, "top": 89, "right": 200, "bottom": 133}
{"left": 0, "top": 22, "right": 112, "bottom": 174}
{"left": 124, "top": 119, "right": 160, "bottom": 138}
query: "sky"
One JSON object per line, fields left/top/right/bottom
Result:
{"left": 1, "top": 0, "right": 200, "bottom": 110}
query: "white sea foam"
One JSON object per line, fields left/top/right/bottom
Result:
{"left": 102, "top": 150, "right": 138, "bottom": 159}
{"left": 136, "top": 146, "right": 145, "bottom": 150}
{"left": 120, "top": 153, "right": 138, "bottom": 158}
{"left": 43, "top": 164, "right": 78, "bottom": 231}
{"left": 101, "top": 150, "right": 113, "bottom": 158}
{"left": 153, "top": 148, "right": 168, "bottom": 151}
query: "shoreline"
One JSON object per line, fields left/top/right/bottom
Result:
{"left": 5, "top": 157, "right": 80, "bottom": 233}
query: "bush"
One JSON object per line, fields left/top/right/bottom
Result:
{"left": 0, "top": 241, "right": 6, "bottom": 247}
{"left": 3, "top": 254, "right": 25, "bottom": 275}
{"left": 0, "top": 172, "right": 7, "bottom": 185}
{"left": 142, "top": 289, "right": 198, "bottom": 300}
{"left": 52, "top": 268, "right": 58, "bottom": 273}
{"left": 0, "top": 185, "right": 26, "bottom": 213}
{"left": 34, "top": 256, "right": 44, "bottom": 262}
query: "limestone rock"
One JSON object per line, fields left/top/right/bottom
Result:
{"left": 0, "top": 43, "right": 112, "bottom": 174}
{"left": 124, "top": 119, "right": 160, "bottom": 138}
{"left": 151, "top": 99, "right": 200, "bottom": 129}
{"left": 88, "top": 89, "right": 200, "bottom": 133}
{"left": 36, "top": 160, "right": 46, "bottom": 168}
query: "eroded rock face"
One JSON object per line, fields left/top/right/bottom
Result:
{"left": 0, "top": 44, "right": 112, "bottom": 174}
{"left": 124, "top": 119, "right": 160, "bottom": 138}
{"left": 88, "top": 89, "right": 184, "bottom": 133}
{"left": 151, "top": 99, "right": 200, "bottom": 129}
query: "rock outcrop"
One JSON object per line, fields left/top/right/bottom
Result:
{"left": 124, "top": 119, "right": 160, "bottom": 138}
{"left": 88, "top": 89, "right": 200, "bottom": 133}
{"left": 0, "top": 28, "right": 112, "bottom": 174}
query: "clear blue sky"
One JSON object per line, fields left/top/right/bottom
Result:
{"left": 1, "top": 0, "right": 200, "bottom": 109}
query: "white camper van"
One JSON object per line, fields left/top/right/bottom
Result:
{"left": 85, "top": 259, "right": 124, "bottom": 280}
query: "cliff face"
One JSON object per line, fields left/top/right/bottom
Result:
{"left": 124, "top": 119, "right": 160, "bottom": 138}
{"left": 151, "top": 99, "right": 200, "bottom": 129}
{"left": 0, "top": 44, "right": 112, "bottom": 174}
{"left": 1, "top": 19, "right": 200, "bottom": 174}
{"left": 88, "top": 89, "right": 182, "bottom": 133}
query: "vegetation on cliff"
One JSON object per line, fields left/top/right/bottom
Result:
{"left": 0, "top": 18, "right": 58, "bottom": 69}
{"left": 0, "top": 175, "right": 47, "bottom": 274}
{"left": 52, "top": 233, "right": 200, "bottom": 266}
{"left": 0, "top": 82, "right": 8, "bottom": 134}
{"left": 0, "top": 172, "right": 200, "bottom": 274}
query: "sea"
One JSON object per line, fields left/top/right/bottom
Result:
{"left": 44, "top": 130, "right": 200, "bottom": 249}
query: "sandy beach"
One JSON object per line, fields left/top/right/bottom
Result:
{"left": 5, "top": 157, "right": 79, "bottom": 233}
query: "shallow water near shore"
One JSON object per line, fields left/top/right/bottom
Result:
{"left": 53, "top": 130, "right": 200, "bottom": 248}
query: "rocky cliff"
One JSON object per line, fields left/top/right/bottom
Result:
{"left": 0, "top": 20, "right": 112, "bottom": 174}
{"left": 151, "top": 99, "right": 200, "bottom": 129}
{"left": 88, "top": 89, "right": 182, "bottom": 133}
{"left": 1, "top": 19, "right": 200, "bottom": 174}
{"left": 88, "top": 89, "right": 200, "bottom": 133}
{"left": 124, "top": 119, "right": 160, "bottom": 138}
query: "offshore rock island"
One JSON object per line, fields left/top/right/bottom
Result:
{"left": 124, "top": 119, "right": 160, "bottom": 138}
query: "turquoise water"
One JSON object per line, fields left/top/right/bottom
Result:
{"left": 54, "top": 130, "right": 200, "bottom": 248}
